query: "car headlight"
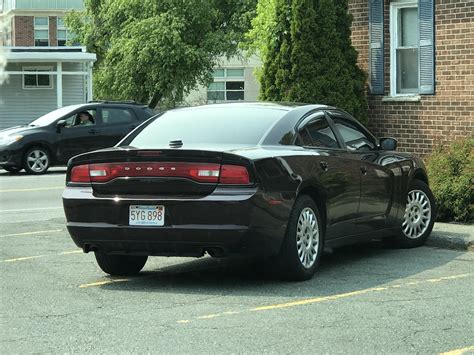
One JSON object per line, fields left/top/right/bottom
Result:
{"left": 0, "top": 135, "right": 23, "bottom": 146}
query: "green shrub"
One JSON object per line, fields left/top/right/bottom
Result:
{"left": 426, "top": 137, "right": 474, "bottom": 223}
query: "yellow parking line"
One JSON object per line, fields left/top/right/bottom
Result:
{"left": 3, "top": 250, "right": 82, "bottom": 263}
{"left": 0, "top": 186, "right": 63, "bottom": 193}
{"left": 440, "top": 345, "right": 474, "bottom": 355}
{"left": 251, "top": 274, "right": 472, "bottom": 312}
{"left": 177, "top": 273, "right": 474, "bottom": 324}
{"left": 0, "top": 229, "right": 63, "bottom": 238}
{"left": 79, "top": 279, "right": 130, "bottom": 288}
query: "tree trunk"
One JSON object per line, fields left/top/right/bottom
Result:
{"left": 148, "top": 91, "right": 163, "bottom": 109}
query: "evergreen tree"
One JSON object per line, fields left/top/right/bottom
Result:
{"left": 258, "top": 0, "right": 368, "bottom": 122}
{"left": 260, "top": 0, "right": 292, "bottom": 101}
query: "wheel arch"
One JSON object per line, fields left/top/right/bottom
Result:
{"left": 22, "top": 142, "right": 54, "bottom": 162}
{"left": 412, "top": 168, "right": 429, "bottom": 186}
{"left": 297, "top": 184, "right": 327, "bottom": 235}
{"left": 22, "top": 142, "right": 56, "bottom": 170}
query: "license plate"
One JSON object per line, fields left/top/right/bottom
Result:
{"left": 129, "top": 205, "right": 165, "bottom": 226}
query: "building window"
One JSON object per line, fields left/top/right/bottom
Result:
{"left": 207, "top": 68, "right": 245, "bottom": 103}
{"left": 34, "top": 17, "right": 49, "bottom": 46}
{"left": 57, "top": 17, "right": 68, "bottom": 46}
{"left": 23, "top": 67, "right": 53, "bottom": 89}
{"left": 390, "top": 1, "right": 419, "bottom": 95}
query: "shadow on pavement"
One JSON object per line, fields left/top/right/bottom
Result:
{"left": 98, "top": 242, "right": 465, "bottom": 298}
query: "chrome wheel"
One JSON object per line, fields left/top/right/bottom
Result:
{"left": 296, "top": 207, "right": 319, "bottom": 269}
{"left": 402, "top": 189, "right": 432, "bottom": 239}
{"left": 26, "top": 149, "right": 49, "bottom": 173}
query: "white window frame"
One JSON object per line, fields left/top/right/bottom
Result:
{"left": 22, "top": 66, "right": 53, "bottom": 89}
{"left": 34, "top": 16, "right": 49, "bottom": 46}
{"left": 207, "top": 68, "right": 245, "bottom": 103}
{"left": 390, "top": 0, "right": 419, "bottom": 97}
{"left": 57, "top": 16, "right": 68, "bottom": 46}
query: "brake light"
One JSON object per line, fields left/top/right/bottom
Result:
{"left": 70, "top": 164, "right": 90, "bottom": 183}
{"left": 220, "top": 165, "right": 250, "bottom": 184}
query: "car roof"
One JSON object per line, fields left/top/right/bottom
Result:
{"left": 171, "top": 102, "right": 331, "bottom": 113}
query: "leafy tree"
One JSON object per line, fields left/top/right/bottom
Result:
{"left": 67, "top": 0, "right": 256, "bottom": 108}
{"left": 251, "top": 0, "right": 368, "bottom": 122}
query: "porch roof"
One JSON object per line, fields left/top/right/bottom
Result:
{"left": 2, "top": 46, "right": 97, "bottom": 63}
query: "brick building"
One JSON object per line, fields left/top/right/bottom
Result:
{"left": 349, "top": 0, "right": 473, "bottom": 155}
{"left": 0, "top": 0, "right": 96, "bottom": 129}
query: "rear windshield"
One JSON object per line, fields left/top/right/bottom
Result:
{"left": 124, "top": 106, "right": 287, "bottom": 148}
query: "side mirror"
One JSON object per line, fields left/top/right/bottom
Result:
{"left": 56, "top": 120, "right": 67, "bottom": 133}
{"left": 379, "top": 137, "right": 398, "bottom": 151}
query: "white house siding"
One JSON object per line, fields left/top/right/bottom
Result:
{"left": 0, "top": 62, "right": 85, "bottom": 129}
{"left": 62, "top": 63, "right": 85, "bottom": 106}
{"left": 185, "top": 55, "right": 261, "bottom": 106}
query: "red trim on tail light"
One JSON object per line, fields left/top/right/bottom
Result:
{"left": 70, "top": 164, "right": 90, "bottom": 183}
{"left": 68, "top": 162, "right": 251, "bottom": 185}
{"left": 220, "top": 165, "right": 250, "bottom": 184}
{"left": 87, "top": 162, "right": 221, "bottom": 183}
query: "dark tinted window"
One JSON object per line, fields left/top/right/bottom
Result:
{"left": 299, "top": 117, "right": 339, "bottom": 148}
{"left": 142, "top": 107, "right": 156, "bottom": 117}
{"left": 125, "top": 107, "right": 287, "bottom": 147}
{"left": 332, "top": 116, "right": 376, "bottom": 151}
{"left": 102, "top": 108, "right": 135, "bottom": 124}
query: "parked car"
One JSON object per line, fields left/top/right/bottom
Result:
{"left": 0, "top": 101, "right": 155, "bottom": 174}
{"left": 63, "top": 103, "right": 436, "bottom": 280}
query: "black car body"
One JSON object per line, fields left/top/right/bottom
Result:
{"left": 0, "top": 101, "right": 155, "bottom": 174}
{"left": 63, "top": 103, "right": 436, "bottom": 280}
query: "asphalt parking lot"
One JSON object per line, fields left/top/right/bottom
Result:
{"left": 1, "top": 168, "right": 473, "bottom": 354}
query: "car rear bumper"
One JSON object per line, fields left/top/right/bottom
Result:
{"left": 63, "top": 186, "right": 292, "bottom": 257}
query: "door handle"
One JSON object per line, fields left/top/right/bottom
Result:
{"left": 89, "top": 129, "right": 97, "bottom": 134}
{"left": 360, "top": 166, "right": 368, "bottom": 175}
{"left": 319, "top": 161, "right": 329, "bottom": 171}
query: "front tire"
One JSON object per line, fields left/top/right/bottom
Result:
{"left": 23, "top": 147, "right": 50, "bottom": 174}
{"left": 396, "top": 180, "right": 436, "bottom": 248}
{"left": 277, "top": 195, "right": 324, "bottom": 281}
{"left": 94, "top": 252, "right": 148, "bottom": 276}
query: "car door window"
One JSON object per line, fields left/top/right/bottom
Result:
{"left": 63, "top": 109, "right": 97, "bottom": 128}
{"left": 101, "top": 108, "right": 136, "bottom": 125}
{"left": 298, "top": 116, "right": 339, "bottom": 148}
{"left": 332, "top": 116, "right": 376, "bottom": 151}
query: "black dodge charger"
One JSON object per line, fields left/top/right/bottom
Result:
{"left": 63, "top": 103, "right": 436, "bottom": 280}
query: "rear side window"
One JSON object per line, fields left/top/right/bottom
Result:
{"left": 101, "top": 108, "right": 136, "bottom": 124}
{"left": 141, "top": 107, "right": 156, "bottom": 117}
{"left": 124, "top": 107, "right": 287, "bottom": 148}
{"left": 298, "top": 116, "right": 339, "bottom": 148}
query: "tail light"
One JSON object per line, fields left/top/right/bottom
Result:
{"left": 220, "top": 165, "right": 250, "bottom": 184}
{"left": 70, "top": 164, "right": 90, "bottom": 183}
{"left": 69, "top": 162, "right": 250, "bottom": 185}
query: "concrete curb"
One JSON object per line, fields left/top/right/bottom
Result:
{"left": 426, "top": 223, "right": 474, "bottom": 251}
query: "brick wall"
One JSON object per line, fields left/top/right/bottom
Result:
{"left": 49, "top": 16, "right": 57, "bottom": 46}
{"left": 13, "top": 16, "right": 34, "bottom": 46}
{"left": 349, "top": 0, "right": 474, "bottom": 156}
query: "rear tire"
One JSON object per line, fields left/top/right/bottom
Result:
{"left": 395, "top": 179, "right": 436, "bottom": 248}
{"left": 94, "top": 252, "right": 148, "bottom": 276}
{"left": 277, "top": 195, "right": 324, "bottom": 281}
